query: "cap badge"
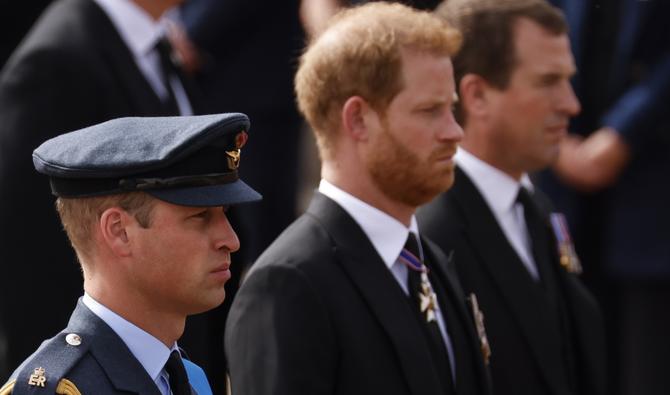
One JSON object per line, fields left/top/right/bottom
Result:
{"left": 226, "top": 149, "right": 241, "bottom": 170}
{"left": 28, "top": 367, "right": 47, "bottom": 387}
{"left": 226, "top": 131, "right": 248, "bottom": 170}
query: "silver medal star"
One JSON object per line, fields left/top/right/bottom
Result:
{"left": 419, "top": 274, "right": 438, "bottom": 323}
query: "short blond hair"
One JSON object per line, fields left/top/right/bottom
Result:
{"left": 295, "top": 2, "right": 461, "bottom": 160}
{"left": 56, "top": 192, "right": 156, "bottom": 262}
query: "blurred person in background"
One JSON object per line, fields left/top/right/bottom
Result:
{"left": 541, "top": 1, "right": 670, "bottom": 394}
{"left": 420, "top": 1, "right": 605, "bottom": 394}
{"left": 0, "top": 1, "right": 52, "bottom": 67}
{"left": 0, "top": 0, "right": 202, "bottom": 380}
{"left": 171, "top": 2, "right": 306, "bottom": 391}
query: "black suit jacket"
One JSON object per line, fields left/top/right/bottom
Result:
{"left": 418, "top": 167, "right": 606, "bottom": 395}
{"left": 225, "top": 192, "right": 491, "bottom": 395}
{"left": 0, "top": 0, "right": 200, "bottom": 377}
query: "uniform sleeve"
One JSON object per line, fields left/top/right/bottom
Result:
{"left": 224, "top": 263, "right": 337, "bottom": 395}
{"left": 601, "top": 53, "right": 670, "bottom": 152}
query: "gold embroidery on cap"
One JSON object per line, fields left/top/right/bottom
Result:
{"left": 226, "top": 149, "right": 241, "bottom": 170}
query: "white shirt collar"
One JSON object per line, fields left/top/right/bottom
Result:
{"left": 93, "top": 0, "right": 167, "bottom": 57}
{"left": 455, "top": 148, "right": 541, "bottom": 279}
{"left": 82, "top": 293, "right": 176, "bottom": 384}
{"left": 318, "top": 179, "right": 419, "bottom": 270}
{"left": 455, "top": 147, "right": 534, "bottom": 216}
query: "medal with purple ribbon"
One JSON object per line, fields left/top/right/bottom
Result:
{"left": 399, "top": 244, "right": 438, "bottom": 322}
{"left": 549, "top": 213, "right": 582, "bottom": 274}
{"left": 399, "top": 248, "right": 427, "bottom": 273}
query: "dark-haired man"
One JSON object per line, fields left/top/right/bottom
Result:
{"left": 419, "top": 1, "right": 605, "bottom": 394}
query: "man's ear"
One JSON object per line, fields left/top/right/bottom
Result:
{"left": 341, "top": 96, "right": 376, "bottom": 141}
{"left": 459, "top": 73, "right": 491, "bottom": 119}
{"left": 99, "top": 207, "right": 133, "bottom": 257}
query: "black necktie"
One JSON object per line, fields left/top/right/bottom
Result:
{"left": 165, "top": 350, "right": 191, "bottom": 395}
{"left": 516, "top": 187, "right": 553, "bottom": 285}
{"left": 155, "top": 38, "right": 181, "bottom": 115}
{"left": 404, "top": 233, "right": 456, "bottom": 394}
{"left": 517, "top": 188, "right": 579, "bottom": 388}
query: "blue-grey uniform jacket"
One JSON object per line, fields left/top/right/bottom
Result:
{"left": 1, "top": 300, "right": 210, "bottom": 395}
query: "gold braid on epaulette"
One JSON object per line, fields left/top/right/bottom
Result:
{"left": 56, "top": 379, "right": 81, "bottom": 395}
{"left": 0, "top": 380, "right": 15, "bottom": 395}
{"left": 0, "top": 378, "right": 81, "bottom": 395}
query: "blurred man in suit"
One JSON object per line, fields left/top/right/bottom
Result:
{"left": 225, "top": 3, "right": 492, "bottom": 395}
{"left": 0, "top": 0, "right": 198, "bottom": 379}
{"left": 171, "top": 3, "right": 305, "bottom": 390}
{"left": 0, "top": 1, "right": 52, "bottom": 67}
{"left": 544, "top": 1, "right": 670, "bottom": 393}
{"left": 419, "top": 1, "right": 605, "bottom": 394}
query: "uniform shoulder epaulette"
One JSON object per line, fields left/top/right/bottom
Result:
{"left": 2, "top": 331, "right": 90, "bottom": 395}
{"left": 0, "top": 378, "right": 81, "bottom": 395}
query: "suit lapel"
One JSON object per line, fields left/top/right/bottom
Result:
{"left": 306, "top": 193, "right": 443, "bottom": 395}
{"left": 450, "top": 168, "right": 566, "bottom": 395}
{"left": 422, "top": 238, "right": 492, "bottom": 395}
{"left": 422, "top": 239, "right": 468, "bottom": 331}
{"left": 67, "top": 301, "right": 162, "bottom": 395}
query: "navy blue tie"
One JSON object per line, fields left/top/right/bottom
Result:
{"left": 403, "top": 233, "right": 455, "bottom": 394}
{"left": 155, "top": 38, "right": 180, "bottom": 115}
{"left": 165, "top": 350, "right": 191, "bottom": 395}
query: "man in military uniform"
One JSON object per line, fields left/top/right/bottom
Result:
{"left": 0, "top": 113, "right": 261, "bottom": 394}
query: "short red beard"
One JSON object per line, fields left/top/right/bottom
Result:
{"left": 366, "top": 122, "right": 455, "bottom": 208}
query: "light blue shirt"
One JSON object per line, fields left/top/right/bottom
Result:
{"left": 82, "top": 293, "right": 176, "bottom": 395}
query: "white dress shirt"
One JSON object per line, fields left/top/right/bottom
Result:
{"left": 318, "top": 179, "right": 456, "bottom": 379}
{"left": 82, "top": 293, "right": 178, "bottom": 395}
{"left": 455, "top": 148, "right": 540, "bottom": 280}
{"left": 93, "top": 0, "right": 193, "bottom": 115}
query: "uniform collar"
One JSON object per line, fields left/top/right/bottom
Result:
{"left": 82, "top": 293, "right": 176, "bottom": 385}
